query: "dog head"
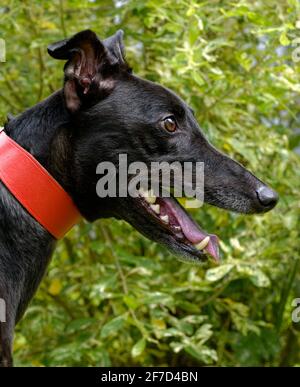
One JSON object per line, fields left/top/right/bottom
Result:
{"left": 48, "top": 30, "right": 278, "bottom": 263}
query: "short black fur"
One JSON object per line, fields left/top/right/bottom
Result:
{"left": 0, "top": 30, "right": 278, "bottom": 366}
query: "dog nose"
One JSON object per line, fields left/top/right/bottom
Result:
{"left": 256, "top": 186, "right": 279, "bottom": 209}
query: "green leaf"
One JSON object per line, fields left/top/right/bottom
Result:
{"left": 249, "top": 270, "right": 270, "bottom": 288}
{"left": 123, "top": 295, "right": 139, "bottom": 310}
{"left": 206, "top": 264, "right": 235, "bottom": 282}
{"left": 66, "top": 318, "right": 98, "bottom": 334}
{"left": 143, "top": 292, "right": 174, "bottom": 306}
{"left": 279, "top": 32, "right": 290, "bottom": 46}
{"left": 101, "top": 315, "right": 126, "bottom": 338}
{"left": 192, "top": 71, "right": 205, "bottom": 87}
{"left": 131, "top": 338, "right": 146, "bottom": 358}
{"left": 236, "top": 266, "right": 270, "bottom": 288}
{"left": 184, "top": 345, "right": 218, "bottom": 364}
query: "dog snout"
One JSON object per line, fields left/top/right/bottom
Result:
{"left": 256, "top": 185, "right": 279, "bottom": 210}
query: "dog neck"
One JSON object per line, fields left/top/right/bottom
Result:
{"left": 0, "top": 91, "right": 76, "bottom": 320}
{"left": 5, "top": 90, "right": 73, "bottom": 187}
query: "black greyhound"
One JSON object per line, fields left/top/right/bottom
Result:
{"left": 0, "top": 30, "right": 278, "bottom": 366}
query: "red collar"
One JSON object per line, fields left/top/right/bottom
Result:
{"left": 0, "top": 128, "right": 81, "bottom": 239}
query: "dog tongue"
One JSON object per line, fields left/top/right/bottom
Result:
{"left": 178, "top": 215, "right": 219, "bottom": 261}
{"left": 162, "top": 198, "right": 220, "bottom": 262}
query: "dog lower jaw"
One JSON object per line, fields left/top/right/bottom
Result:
{"left": 135, "top": 190, "right": 220, "bottom": 263}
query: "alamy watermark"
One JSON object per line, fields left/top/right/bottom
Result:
{"left": 0, "top": 298, "right": 6, "bottom": 323}
{"left": 96, "top": 154, "right": 204, "bottom": 208}
{"left": 292, "top": 298, "right": 300, "bottom": 323}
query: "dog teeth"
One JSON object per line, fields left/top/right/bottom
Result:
{"left": 195, "top": 236, "right": 210, "bottom": 250}
{"left": 150, "top": 204, "right": 160, "bottom": 214}
{"left": 160, "top": 215, "right": 169, "bottom": 224}
{"left": 174, "top": 226, "right": 181, "bottom": 231}
{"left": 139, "top": 188, "right": 156, "bottom": 204}
{"left": 145, "top": 196, "right": 156, "bottom": 204}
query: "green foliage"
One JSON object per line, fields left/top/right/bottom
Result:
{"left": 1, "top": 0, "right": 300, "bottom": 366}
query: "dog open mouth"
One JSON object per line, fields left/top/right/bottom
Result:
{"left": 137, "top": 188, "right": 219, "bottom": 263}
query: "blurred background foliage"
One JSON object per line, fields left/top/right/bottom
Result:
{"left": 0, "top": 0, "right": 300, "bottom": 366}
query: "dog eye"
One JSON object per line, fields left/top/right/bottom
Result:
{"left": 162, "top": 116, "right": 177, "bottom": 132}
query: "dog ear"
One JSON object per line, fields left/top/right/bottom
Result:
{"left": 103, "top": 30, "right": 126, "bottom": 66}
{"left": 48, "top": 29, "right": 124, "bottom": 112}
